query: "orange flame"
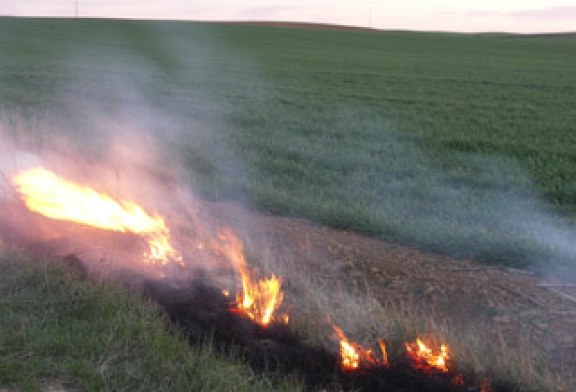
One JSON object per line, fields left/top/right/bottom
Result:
{"left": 13, "top": 167, "right": 180, "bottom": 264}
{"left": 332, "top": 325, "right": 389, "bottom": 371}
{"left": 333, "top": 325, "right": 360, "bottom": 371}
{"left": 480, "top": 378, "right": 494, "bottom": 392}
{"left": 331, "top": 329, "right": 475, "bottom": 387}
{"left": 405, "top": 338, "right": 450, "bottom": 373}
{"left": 377, "top": 337, "right": 389, "bottom": 368}
{"left": 213, "top": 228, "right": 285, "bottom": 327}
{"left": 331, "top": 327, "right": 459, "bottom": 377}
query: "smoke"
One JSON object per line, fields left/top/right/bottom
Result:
{"left": 0, "top": 20, "right": 573, "bottom": 278}
{"left": 0, "top": 21, "right": 379, "bottom": 355}
{"left": 0, "top": 22, "right": 213, "bottom": 279}
{"left": 334, "top": 123, "right": 576, "bottom": 279}
{"left": 1, "top": 19, "right": 575, "bottom": 356}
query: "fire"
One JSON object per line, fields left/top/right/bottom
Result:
{"left": 377, "top": 337, "right": 389, "bottom": 368}
{"left": 405, "top": 338, "right": 450, "bottom": 373}
{"left": 480, "top": 378, "right": 494, "bottom": 392}
{"left": 332, "top": 326, "right": 461, "bottom": 380}
{"left": 12, "top": 167, "right": 284, "bottom": 323}
{"left": 213, "top": 228, "right": 285, "bottom": 327}
{"left": 13, "top": 167, "right": 180, "bottom": 264}
{"left": 333, "top": 325, "right": 360, "bottom": 370}
{"left": 332, "top": 325, "right": 389, "bottom": 371}
{"left": 11, "top": 168, "right": 490, "bottom": 389}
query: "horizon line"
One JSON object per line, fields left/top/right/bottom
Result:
{"left": 1, "top": 15, "right": 575, "bottom": 35}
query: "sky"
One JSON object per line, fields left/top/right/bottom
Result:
{"left": 1, "top": 0, "right": 576, "bottom": 33}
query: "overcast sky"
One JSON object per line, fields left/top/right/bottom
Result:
{"left": 1, "top": 0, "right": 576, "bottom": 33}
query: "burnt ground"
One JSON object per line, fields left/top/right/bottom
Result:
{"left": 144, "top": 278, "right": 511, "bottom": 392}
{"left": 202, "top": 201, "right": 576, "bottom": 390}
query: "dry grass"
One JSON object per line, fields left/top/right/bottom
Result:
{"left": 242, "top": 235, "right": 569, "bottom": 392}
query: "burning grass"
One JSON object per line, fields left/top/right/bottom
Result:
{"left": 0, "top": 247, "right": 483, "bottom": 392}
{"left": 0, "top": 169, "right": 560, "bottom": 390}
{"left": 144, "top": 275, "right": 509, "bottom": 392}
{"left": 0, "top": 213, "right": 564, "bottom": 391}
{"left": 0, "top": 204, "right": 540, "bottom": 391}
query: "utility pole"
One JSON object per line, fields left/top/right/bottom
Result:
{"left": 369, "top": 6, "right": 372, "bottom": 28}
{"left": 75, "top": 0, "right": 78, "bottom": 18}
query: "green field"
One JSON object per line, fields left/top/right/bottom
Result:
{"left": 1, "top": 17, "right": 574, "bottom": 391}
{"left": 1, "top": 18, "right": 575, "bottom": 269}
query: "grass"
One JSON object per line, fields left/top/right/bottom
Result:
{"left": 0, "top": 18, "right": 576, "bottom": 267}
{"left": 0, "top": 17, "right": 574, "bottom": 390}
{"left": 1, "top": 18, "right": 575, "bottom": 270}
{"left": 0, "top": 249, "right": 302, "bottom": 391}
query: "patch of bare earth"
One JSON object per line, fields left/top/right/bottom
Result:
{"left": 206, "top": 201, "right": 576, "bottom": 390}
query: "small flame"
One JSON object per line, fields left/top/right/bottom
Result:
{"left": 377, "top": 337, "right": 389, "bottom": 367}
{"left": 333, "top": 325, "right": 360, "bottom": 371}
{"left": 213, "top": 228, "right": 285, "bottom": 327}
{"left": 331, "top": 328, "right": 473, "bottom": 387}
{"left": 13, "top": 167, "right": 180, "bottom": 264}
{"left": 405, "top": 338, "right": 450, "bottom": 373}
{"left": 332, "top": 325, "right": 389, "bottom": 371}
{"left": 453, "top": 374, "right": 465, "bottom": 386}
{"left": 480, "top": 378, "right": 494, "bottom": 392}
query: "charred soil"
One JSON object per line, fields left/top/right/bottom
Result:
{"left": 144, "top": 277, "right": 512, "bottom": 392}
